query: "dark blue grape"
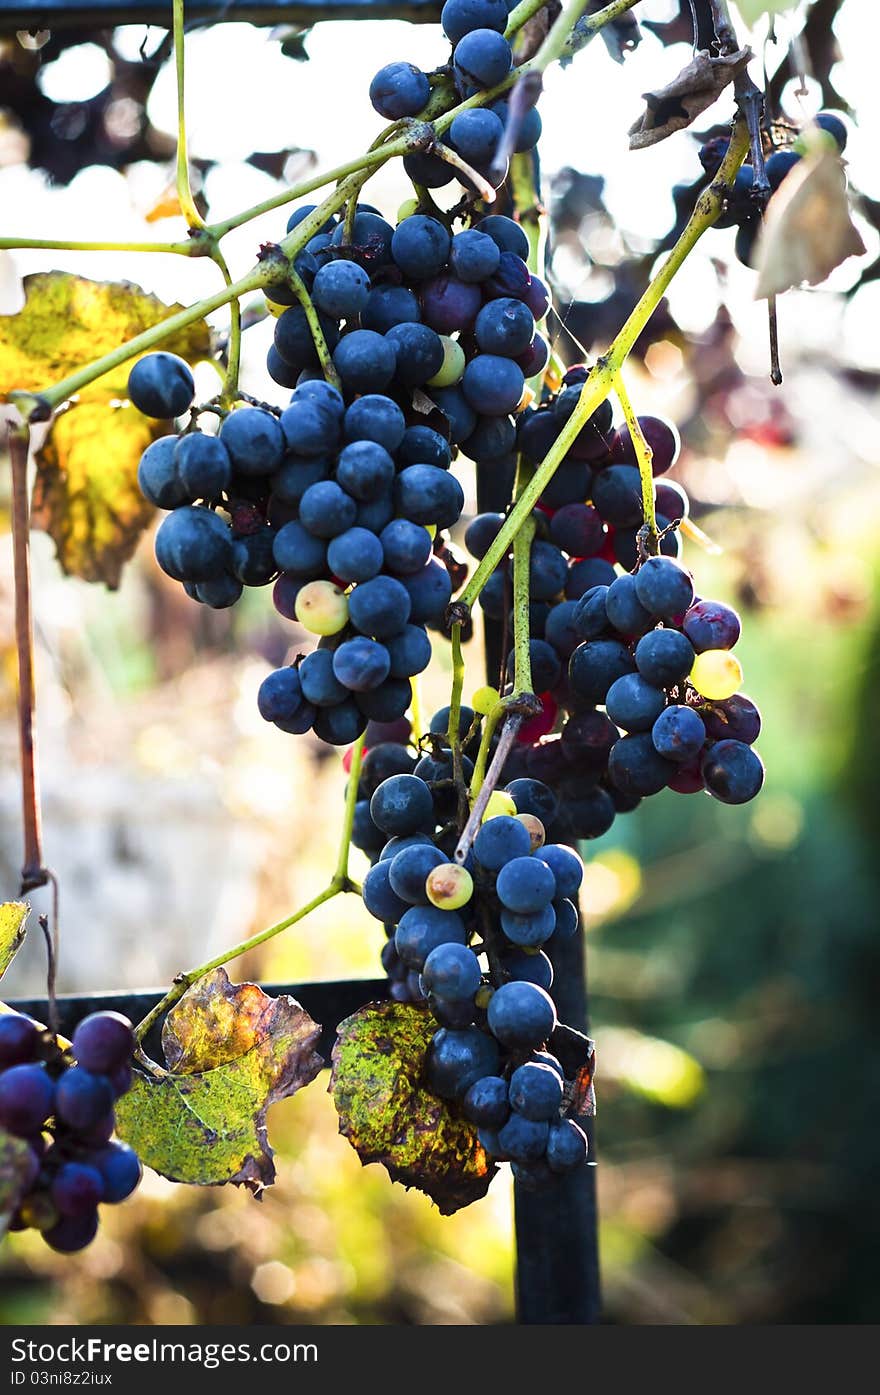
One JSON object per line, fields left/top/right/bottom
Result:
{"left": 369, "top": 61, "right": 430, "bottom": 119}
{"left": 299, "top": 480, "right": 358, "bottom": 538}
{"left": 605, "top": 672, "right": 667, "bottom": 733}
{"left": 330, "top": 212, "right": 395, "bottom": 269}
{"left": 496, "top": 856, "right": 556, "bottom": 914}
{"left": 72, "top": 1012, "right": 133, "bottom": 1075}
{"left": 634, "top": 556, "right": 694, "bottom": 620}
{"left": 385, "top": 323, "right": 446, "bottom": 387}
{"left": 702, "top": 739, "right": 764, "bottom": 804}
{"left": 299, "top": 649, "right": 350, "bottom": 706}
{"left": 547, "top": 1119, "right": 588, "bottom": 1172}
{"left": 538, "top": 844, "right": 583, "bottom": 900}
{"left": 573, "top": 585, "right": 611, "bottom": 640}
{"left": 564, "top": 558, "right": 616, "bottom": 599}
{"left": 381, "top": 520, "right": 433, "bottom": 575}
{"left": 362, "top": 860, "right": 410, "bottom": 922}
{"left": 487, "top": 981, "right": 556, "bottom": 1049}
{"left": 442, "top": 0, "right": 507, "bottom": 43}
{"left": 267, "top": 346, "right": 299, "bottom": 389}
{"left": 231, "top": 528, "right": 276, "bottom": 586}
{"left": 128, "top": 352, "right": 194, "bottom": 419}
{"left": 51, "top": 1161, "right": 105, "bottom": 1217}
{"left": 523, "top": 274, "right": 550, "bottom": 321}
{"left": 395, "top": 905, "right": 467, "bottom": 969}
{"left": 92, "top": 1141, "right": 143, "bottom": 1203}
{"left": 550, "top": 898, "right": 579, "bottom": 941}
{"left": 509, "top": 1061, "right": 563, "bottom": 1121}
{"left": 505, "top": 778, "right": 558, "bottom": 825}
{"left": 356, "top": 494, "right": 395, "bottom": 533}
{"left": 496, "top": 1112, "right": 549, "bottom": 1162}
{"left": 332, "top": 637, "right": 391, "bottom": 691}
{"left": 257, "top": 667, "right": 314, "bottom": 734}
{"left": 592, "top": 464, "right": 644, "bottom": 527}
{"left": 477, "top": 214, "right": 530, "bottom": 260}
{"left": 286, "top": 204, "right": 336, "bottom": 236}
{"left": 475, "top": 297, "right": 535, "bottom": 358}
{"left": 370, "top": 773, "right": 434, "bottom": 835}
{"left": 313, "top": 699, "right": 367, "bottom": 746}
{"left": 461, "top": 413, "right": 516, "bottom": 462}
{"left": 326, "top": 527, "right": 383, "bottom": 582}
{"left": 386, "top": 624, "right": 433, "bottom": 678}
{"left": 605, "top": 573, "right": 654, "bottom": 636}
{"left": 544, "top": 600, "right": 581, "bottom": 657}
{"left": 420, "top": 275, "right": 482, "bottom": 335}
{"left": 44, "top": 1211, "right": 99, "bottom": 1253}
{"left": 55, "top": 1067, "right": 114, "bottom": 1131}
{"left": 462, "top": 354, "right": 524, "bottom": 415}
{"left": 465, "top": 512, "right": 504, "bottom": 559}
{"left": 349, "top": 575, "right": 412, "bottom": 638}
{"left": 137, "top": 436, "right": 187, "bottom": 509}
{"left": 336, "top": 440, "right": 395, "bottom": 502}
{"left": 362, "top": 284, "right": 421, "bottom": 335}
{"left": 273, "top": 306, "right": 339, "bottom": 374}
{"left": 566, "top": 787, "right": 616, "bottom": 840}
{"left": 449, "top": 229, "right": 501, "bottom": 283}
{"left": 484, "top": 250, "right": 532, "bottom": 302}
{"left": 389, "top": 843, "right": 446, "bottom": 904}
{"left": 499, "top": 903, "right": 556, "bottom": 948}
{"left": 0, "top": 1014, "right": 40, "bottom": 1068}
{"left": 501, "top": 948, "right": 553, "bottom": 990}
{"left": 634, "top": 627, "right": 694, "bottom": 687}
{"left": 816, "top": 110, "right": 848, "bottom": 150}
{"left": 700, "top": 694, "right": 761, "bottom": 745}
{"left": 540, "top": 460, "right": 592, "bottom": 510}
{"left": 219, "top": 406, "right": 285, "bottom": 476}
{"left": 345, "top": 395, "right": 406, "bottom": 451}
{"left": 652, "top": 704, "right": 706, "bottom": 762}
{"left": 398, "top": 425, "right": 452, "bottom": 470}
{"left": 422, "top": 943, "right": 481, "bottom": 1000}
{"left": 529, "top": 540, "right": 567, "bottom": 600}
{"left": 333, "top": 330, "right": 397, "bottom": 393}
{"left": 400, "top": 557, "right": 453, "bottom": 624}
{"left": 474, "top": 814, "right": 531, "bottom": 870}
{"left": 0, "top": 1063, "right": 54, "bottom": 1135}
{"left": 426, "top": 1027, "right": 500, "bottom": 1101}
{"left": 391, "top": 216, "right": 452, "bottom": 280}
{"left": 278, "top": 395, "right": 342, "bottom": 457}
{"left": 490, "top": 97, "right": 542, "bottom": 153}
{"left": 395, "top": 465, "right": 464, "bottom": 528}
{"left": 608, "top": 732, "right": 675, "bottom": 797}
{"left": 272, "top": 520, "right": 327, "bottom": 575}
{"left": 569, "top": 638, "right": 635, "bottom": 705}
{"left": 311, "top": 258, "right": 370, "bottom": 318}
{"left": 449, "top": 107, "right": 504, "bottom": 166}
{"left": 463, "top": 1074, "right": 510, "bottom": 1127}
{"left": 270, "top": 456, "right": 329, "bottom": 507}
{"left": 155, "top": 506, "right": 231, "bottom": 583}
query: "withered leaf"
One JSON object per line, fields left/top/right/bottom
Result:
{"left": 115, "top": 968, "right": 323, "bottom": 1193}
{"left": 0, "top": 902, "right": 29, "bottom": 981}
{"left": 754, "top": 150, "right": 866, "bottom": 299}
{"left": 31, "top": 401, "right": 161, "bottom": 588}
{"left": 629, "top": 48, "right": 752, "bottom": 149}
{"left": 331, "top": 1000, "right": 496, "bottom": 1215}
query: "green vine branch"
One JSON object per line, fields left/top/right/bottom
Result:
{"left": 173, "top": 0, "right": 205, "bottom": 231}
{"left": 613, "top": 369, "right": 657, "bottom": 555}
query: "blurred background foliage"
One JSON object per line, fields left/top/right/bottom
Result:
{"left": 1, "top": 0, "right": 879, "bottom": 1324}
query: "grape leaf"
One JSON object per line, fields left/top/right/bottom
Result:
{"left": 735, "top": 0, "right": 798, "bottom": 26}
{"left": 31, "top": 401, "right": 161, "bottom": 588}
{"left": 0, "top": 902, "right": 29, "bottom": 981}
{"left": 115, "top": 969, "right": 323, "bottom": 1193}
{"left": 0, "top": 273, "right": 212, "bottom": 587}
{"left": 629, "top": 48, "right": 752, "bottom": 149}
{"left": 0, "top": 271, "right": 211, "bottom": 403}
{"left": 0, "top": 1127, "right": 38, "bottom": 1240}
{"left": 754, "top": 150, "right": 866, "bottom": 299}
{"left": 331, "top": 1000, "right": 496, "bottom": 1215}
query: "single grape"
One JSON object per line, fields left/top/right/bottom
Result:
{"left": 398, "top": 425, "right": 452, "bottom": 470}
{"left": 294, "top": 581, "right": 349, "bottom": 636}
{"left": 332, "top": 637, "right": 392, "bottom": 692}
{"left": 547, "top": 1119, "right": 589, "bottom": 1173}
{"left": 481, "top": 790, "right": 518, "bottom": 821}
{"left": 370, "top": 774, "right": 434, "bottom": 836}
{"left": 652, "top": 704, "right": 706, "bottom": 762}
{"left": 219, "top": 406, "right": 285, "bottom": 477}
{"left": 683, "top": 599, "right": 742, "bottom": 652}
{"left": 701, "top": 739, "right": 764, "bottom": 804}
{"left": 690, "top": 650, "right": 743, "bottom": 701}
{"left": 613, "top": 415, "right": 680, "bottom": 475}
{"left": 332, "top": 330, "right": 397, "bottom": 394}
{"left": 395, "top": 906, "right": 468, "bottom": 970}
{"left": 538, "top": 845, "right": 584, "bottom": 901}
{"left": 369, "top": 61, "right": 430, "bottom": 119}
{"left": 311, "top": 258, "right": 370, "bottom": 318}
{"left": 607, "top": 732, "right": 675, "bottom": 797}
{"left": 326, "top": 527, "right": 384, "bottom": 583}
{"left": 272, "top": 520, "right": 327, "bottom": 576}
{"left": 92, "top": 1141, "right": 143, "bottom": 1204}
{"left": 422, "top": 943, "right": 482, "bottom": 1001}
{"left": 605, "top": 574, "right": 655, "bottom": 637}
{"left": 700, "top": 693, "right": 761, "bottom": 745}
{"left": 496, "top": 856, "right": 556, "bottom": 915}
{"left": 499, "top": 903, "right": 556, "bottom": 948}
{"left": 50, "top": 1161, "right": 105, "bottom": 1217}
{"left": 568, "top": 639, "right": 635, "bottom": 706}
{"left": 425, "top": 863, "right": 474, "bottom": 910}
{"left": 137, "top": 436, "right": 188, "bottom": 510}
{"left": 0, "top": 1013, "right": 40, "bottom": 1068}
{"left": 72, "top": 1012, "right": 134, "bottom": 1075}
{"left": 501, "top": 947, "right": 553, "bottom": 989}
{"left": 0, "top": 1063, "right": 55, "bottom": 1135}
{"left": 387, "top": 323, "right": 447, "bottom": 387}
{"left": 43, "top": 1210, "right": 99, "bottom": 1253}
{"left": 462, "top": 1074, "right": 510, "bottom": 1128}
{"left": 55, "top": 1067, "right": 114, "bottom": 1132}
{"left": 395, "top": 465, "right": 464, "bottom": 529}
{"left": 634, "top": 628, "right": 695, "bottom": 687}
{"left": 380, "top": 520, "right": 433, "bottom": 576}
{"left": 399, "top": 557, "right": 454, "bottom": 624}
{"left": 509, "top": 1062, "right": 563, "bottom": 1122}
{"left": 634, "top": 557, "right": 695, "bottom": 621}
{"left": 449, "top": 229, "right": 501, "bottom": 283}
{"left": 496, "top": 1112, "right": 550, "bottom": 1163}
{"left": 385, "top": 625, "right": 433, "bottom": 679}
{"left": 127, "top": 352, "right": 194, "bottom": 419}
{"left": 605, "top": 672, "right": 667, "bottom": 733}
{"left": 426, "top": 1027, "right": 501, "bottom": 1100}
{"left": 298, "top": 650, "right": 349, "bottom": 708}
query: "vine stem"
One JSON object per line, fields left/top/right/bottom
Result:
{"left": 447, "top": 625, "right": 466, "bottom": 793}
{"left": 613, "top": 369, "right": 657, "bottom": 554}
{"left": 134, "top": 737, "right": 365, "bottom": 1047}
{"left": 511, "top": 464, "right": 537, "bottom": 700}
{"left": 455, "top": 713, "right": 524, "bottom": 864}
{"left": 452, "top": 117, "right": 750, "bottom": 615}
{"left": 173, "top": 0, "right": 205, "bottom": 231}
{"left": 0, "top": 238, "right": 200, "bottom": 255}
{"left": 7, "top": 421, "right": 48, "bottom": 894}
{"left": 211, "top": 246, "right": 241, "bottom": 406}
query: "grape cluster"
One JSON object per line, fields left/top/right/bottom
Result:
{"left": 133, "top": 362, "right": 463, "bottom": 744}
{"left": 358, "top": 752, "right": 589, "bottom": 1188}
{"left": 701, "top": 109, "right": 849, "bottom": 267}
{"left": 465, "top": 392, "right": 764, "bottom": 836}
{"left": 266, "top": 204, "right": 548, "bottom": 468}
{"left": 0, "top": 1010, "right": 142, "bottom": 1252}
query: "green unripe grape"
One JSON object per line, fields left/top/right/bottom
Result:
{"left": 690, "top": 649, "right": 743, "bottom": 701}
{"left": 472, "top": 685, "right": 500, "bottom": 715}
{"left": 397, "top": 197, "right": 419, "bottom": 222}
{"left": 427, "top": 336, "right": 466, "bottom": 388}
{"left": 294, "top": 580, "right": 349, "bottom": 636}
{"left": 425, "top": 862, "right": 474, "bottom": 910}
{"left": 481, "top": 790, "right": 518, "bottom": 821}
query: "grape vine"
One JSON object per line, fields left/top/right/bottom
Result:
{"left": 4, "top": 0, "right": 858, "bottom": 1235}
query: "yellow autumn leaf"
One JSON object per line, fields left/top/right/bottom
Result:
{"left": 0, "top": 271, "right": 211, "bottom": 403}
{"left": 31, "top": 401, "right": 164, "bottom": 588}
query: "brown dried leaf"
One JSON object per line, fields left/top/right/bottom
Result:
{"left": 754, "top": 150, "right": 866, "bottom": 299}
{"left": 331, "top": 1000, "right": 496, "bottom": 1215}
{"left": 629, "top": 48, "right": 752, "bottom": 149}
{"left": 115, "top": 968, "right": 323, "bottom": 1193}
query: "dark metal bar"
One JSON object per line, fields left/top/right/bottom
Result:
{"left": 0, "top": 1, "right": 441, "bottom": 33}
{"left": 7, "top": 978, "right": 388, "bottom": 1065}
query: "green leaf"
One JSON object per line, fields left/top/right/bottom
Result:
{"left": 0, "top": 902, "right": 29, "bottom": 981}
{"left": 735, "top": 1, "right": 799, "bottom": 27}
{"left": 0, "top": 1127, "right": 38, "bottom": 1240}
{"left": 331, "top": 1001, "right": 496, "bottom": 1215}
{"left": 115, "top": 968, "right": 323, "bottom": 1193}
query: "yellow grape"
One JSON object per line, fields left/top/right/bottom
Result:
{"left": 481, "top": 790, "right": 517, "bottom": 821}
{"left": 517, "top": 813, "right": 546, "bottom": 851}
{"left": 426, "top": 863, "right": 474, "bottom": 910}
{"left": 690, "top": 649, "right": 743, "bottom": 701}
{"left": 294, "top": 580, "right": 349, "bottom": 635}
{"left": 471, "top": 685, "right": 500, "bottom": 715}
{"left": 426, "top": 336, "right": 466, "bottom": 388}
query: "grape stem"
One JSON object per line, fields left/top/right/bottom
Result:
{"left": 286, "top": 265, "right": 343, "bottom": 392}
{"left": 134, "top": 737, "right": 365, "bottom": 1049}
{"left": 172, "top": 0, "right": 205, "bottom": 232}
{"left": 613, "top": 370, "right": 657, "bottom": 556}
{"left": 455, "top": 713, "right": 524, "bottom": 864}
{"left": 450, "top": 116, "right": 751, "bottom": 617}
{"left": 210, "top": 246, "right": 241, "bottom": 406}
{"left": 447, "top": 625, "right": 467, "bottom": 810}
{"left": 0, "top": 237, "right": 202, "bottom": 255}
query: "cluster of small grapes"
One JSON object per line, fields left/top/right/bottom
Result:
{"left": 0, "top": 1010, "right": 142, "bottom": 1252}
{"left": 267, "top": 204, "right": 547, "bottom": 467}
{"left": 356, "top": 753, "right": 588, "bottom": 1187}
{"left": 701, "top": 109, "right": 849, "bottom": 267}
{"left": 133, "top": 361, "right": 462, "bottom": 744}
